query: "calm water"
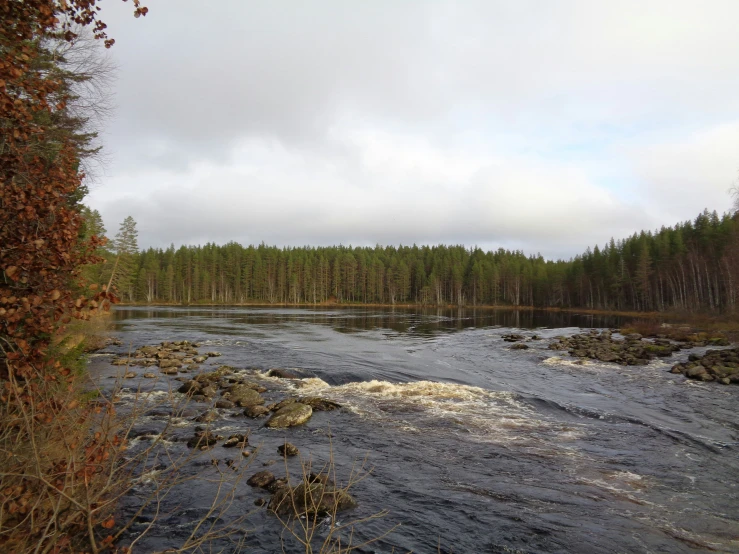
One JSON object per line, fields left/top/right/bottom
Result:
{"left": 90, "top": 306, "right": 739, "bottom": 553}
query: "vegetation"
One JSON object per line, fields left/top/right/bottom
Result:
{"left": 101, "top": 209, "right": 738, "bottom": 314}
{"left": 0, "top": 1, "right": 146, "bottom": 551}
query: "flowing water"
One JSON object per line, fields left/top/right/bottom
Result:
{"left": 90, "top": 307, "right": 739, "bottom": 553}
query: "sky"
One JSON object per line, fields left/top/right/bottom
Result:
{"left": 85, "top": 0, "right": 739, "bottom": 260}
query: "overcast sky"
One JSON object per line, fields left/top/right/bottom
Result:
{"left": 85, "top": 0, "right": 739, "bottom": 260}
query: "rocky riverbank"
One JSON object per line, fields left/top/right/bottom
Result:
{"left": 669, "top": 348, "right": 739, "bottom": 384}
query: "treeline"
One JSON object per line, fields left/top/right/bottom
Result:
{"left": 89, "top": 209, "right": 739, "bottom": 313}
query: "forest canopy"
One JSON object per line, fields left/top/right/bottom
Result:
{"left": 88, "top": 208, "right": 738, "bottom": 313}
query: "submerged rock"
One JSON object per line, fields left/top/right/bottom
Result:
{"left": 277, "top": 442, "right": 299, "bottom": 457}
{"left": 265, "top": 403, "right": 313, "bottom": 428}
{"left": 510, "top": 343, "right": 529, "bottom": 350}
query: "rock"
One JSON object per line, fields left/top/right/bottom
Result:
{"left": 266, "top": 478, "right": 288, "bottom": 493}
{"left": 159, "top": 359, "right": 182, "bottom": 369}
{"left": 111, "top": 358, "right": 131, "bottom": 366}
{"left": 268, "top": 474, "right": 356, "bottom": 517}
{"left": 247, "top": 471, "right": 276, "bottom": 488}
{"left": 719, "top": 377, "right": 731, "bottom": 385}
{"left": 227, "top": 385, "right": 264, "bottom": 407}
{"left": 215, "top": 399, "right": 235, "bottom": 409}
{"left": 268, "top": 398, "right": 298, "bottom": 412}
{"left": 624, "top": 333, "right": 642, "bottom": 341}
{"left": 510, "top": 343, "right": 529, "bottom": 350}
{"left": 143, "top": 372, "right": 157, "bottom": 379}
{"left": 124, "top": 372, "right": 136, "bottom": 378}
{"left": 242, "top": 450, "right": 252, "bottom": 457}
{"left": 200, "top": 385, "right": 218, "bottom": 397}
{"left": 299, "top": 397, "right": 341, "bottom": 411}
{"left": 267, "top": 368, "right": 302, "bottom": 379}
{"left": 223, "top": 434, "right": 248, "bottom": 448}
{"left": 178, "top": 380, "right": 201, "bottom": 394}
{"left": 186, "top": 430, "right": 221, "bottom": 449}
{"left": 686, "top": 366, "right": 708, "bottom": 378}
{"left": 265, "top": 403, "right": 313, "bottom": 429}
{"left": 254, "top": 498, "right": 266, "bottom": 507}
{"left": 277, "top": 443, "right": 299, "bottom": 457}
{"left": 206, "top": 352, "right": 222, "bottom": 358}
{"left": 502, "top": 334, "right": 525, "bottom": 342}
{"left": 193, "top": 356, "right": 207, "bottom": 363}
{"left": 244, "top": 405, "right": 270, "bottom": 418}
{"left": 193, "top": 410, "right": 218, "bottom": 423}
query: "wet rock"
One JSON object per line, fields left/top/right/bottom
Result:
{"left": 502, "top": 334, "right": 526, "bottom": 342}
{"left": 178, "top": 380, "right": 201, "bottom": 395}
{"left": 159, "top": 359, "right": 182, "bottom": 370}
{"left": 266, "top": 478, "right": 288, "bottom": 493}
{"left": 193, "top": 356, "right": 207, "bottom": 363}
{"left": 111, "top": 358, "right": 131, "bottom": 366}
{"left": 223, "top": 434, "right": 248, "bottom": 448}
{"left": 143, "top": 372, "right": 157, "bottom": 379}
{"left": 268, "top": 473, "right": 356, "bottom": 517}
{"left": 193, "top": 410, "right": 218, "bottom": 423}
{"left": 510, "top": 343, "right": 529, "bottom": 350}
{"left": 186, "top": 430, "right": 222, "bottom": 449}
{"left": 124, "top": 371, "right": 136, "bottom": 378}
{"left": 267, "top": 368, "right": 302, "bottom": 379}
{"left": 244, "top": 405, "right": 270, "bottom": 418}
{"left": 200, "top": 385, "right": 218, "bottom": 397}
{"left": 254, "top": 498, "right": 266, "bottom": 507}
{"left": 206, "top": 352, "right": 222, "bottom": 358}
{"left": 277, "top": 443, "right": 299, "bottom": 457}
{"left": 215, "top": 399, "right": 235, "bottom": 409}
{"left": 670, "top": 348, "right": 739, "bottom": 385}
{"left": 298, "top": 397, "right": 341, "bottom": 411}
{"left": 247, "top": 471, "right": 276, "bottom": 488}
{"left": 268, "top": 398, "right": 298, "bottom": 412}
{"left": 548, "top": 331, "right": 682, "bottom": 366}
{"left": 265, "top": 403, "right": 313, "bottom": 429}
{"left": 226, "top": 384, "right": 264, "bottom": 407}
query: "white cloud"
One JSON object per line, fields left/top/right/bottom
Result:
{"left": 89, "top": 0, "right": 739, "bottom": 258}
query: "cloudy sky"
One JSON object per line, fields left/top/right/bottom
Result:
{"left": 86, "top": 0, "right": 739, "bottom": 260}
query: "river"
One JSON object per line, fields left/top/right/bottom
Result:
{"left": 89, "top": 306, "right": 739, "bottom": 553}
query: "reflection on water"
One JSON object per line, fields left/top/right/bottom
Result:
{"left": 113, "top": 305, "right": 627, "bottom": 335}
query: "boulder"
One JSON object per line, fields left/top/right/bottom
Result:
{"left": 247, "top": 471, "right": 276, "bottom": 488}
{"left": 510, "top": 343, "right": 529, "bottom": 350}
{"left": 265, "top": 403, "right": 313, "bottom": 429}
{"left": 227, "top": 384, "right": 264, "bottom": 407}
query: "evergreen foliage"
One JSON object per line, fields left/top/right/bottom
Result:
{"left": 110, "top": 209, "right": 738, "bottom": 313}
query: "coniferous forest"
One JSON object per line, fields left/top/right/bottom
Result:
{"left": 85, "top": 208, "right": 739, "bottom": 314}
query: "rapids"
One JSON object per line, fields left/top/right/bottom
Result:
{"left": 90, "top": 307, "right": 739, "bottom": 553}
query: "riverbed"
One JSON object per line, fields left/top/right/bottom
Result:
{"left": 89, "top": 306, "right": 739, "bottom": 553}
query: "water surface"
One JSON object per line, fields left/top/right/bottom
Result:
{"left": 91, "top": 306, "right": 739, "bottom": 553}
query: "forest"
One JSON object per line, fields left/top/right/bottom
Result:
{"left": 86, "top": 208, "right": 738, "bottom": 314}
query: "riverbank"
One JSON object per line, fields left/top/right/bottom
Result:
{"left": 0, "top": 312, "right": 125, "bottom": 552}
